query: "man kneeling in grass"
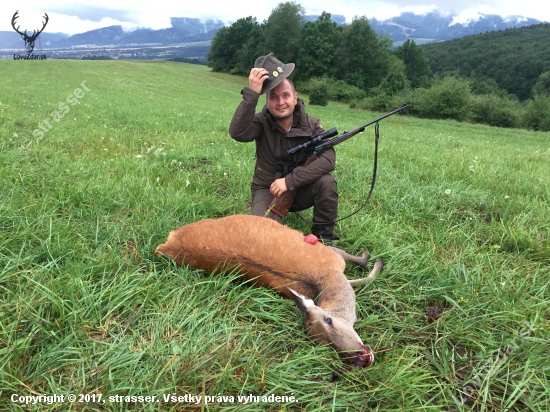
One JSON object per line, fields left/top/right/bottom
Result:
{"left": 229, "top": 53, "right": 339, "bottom": 242}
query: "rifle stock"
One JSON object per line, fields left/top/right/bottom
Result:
{"left": 266, "top": 155, "right": 319, "bottom": 219}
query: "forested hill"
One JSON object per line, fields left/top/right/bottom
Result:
{"left": 421, "top": 23, "right": 550, "bottom": 100}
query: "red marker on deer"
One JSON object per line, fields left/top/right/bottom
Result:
{"left": 303, "top": 234, "right": 318, "bottom": 245}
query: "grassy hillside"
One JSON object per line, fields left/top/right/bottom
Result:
{"left": 421, "top": 23, "right": 550, "bottom": 100}
{"left": 1, "top": 60, "right": 548, "bottom": 411}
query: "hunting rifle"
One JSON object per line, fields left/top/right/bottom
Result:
{"left": 266, "top": 103, "right": 409, "bottom": 220}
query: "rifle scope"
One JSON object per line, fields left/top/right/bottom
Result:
{"left": 287, "top": 127, "right": 338, "bottom": 155}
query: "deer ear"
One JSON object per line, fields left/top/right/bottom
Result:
{"left": 286, "top": 287, "right": 317, "bottom": 322}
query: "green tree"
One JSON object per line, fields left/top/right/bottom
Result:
{"left": 411, "top": 76, "right": 473, "bottom": 121}
{"left": 367, "top": 58, "right": 411, "bottom": 111}
{"left": 208, "top": 26, "right": 233, "bottom": 72}
{"left": 374, "top": 58, "right": 411, "bottom": 96}
{"left": 232, "top": 22, "right": 265, "bottom": 76}
{"left": 470, "top": 76, "right": 501, "bottom": 95}
{"left": 208, "top": 17, "right": 261, "bottom": 73}
{"left": 263, "top": 2, "right": 304, "bottom": 64}
{"left": 421, "top": 24, "right": 550, "bottom": 101}
{"left": 523, "top": 94, "right": 550, "bottom": 131}
{"left": 293, "top": 12, "right": 341, "bottom": 82}
{"left": 470, "top": 93, "right": 521, "bottom": 128}
{"left": 393, "top": 39, "right": 432, "bottom": 88}
{"left": 307, "top": 76, "right": 330, "bottom": 106}
{"left": 336, "top": 16, "right": 391, "bottom": 91}
{"left": 532, "top": 71, "right": 550, "bottom": 96}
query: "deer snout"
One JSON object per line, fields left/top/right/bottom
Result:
{"left": 342, "top": 344, "right": 374, "bottom": 367}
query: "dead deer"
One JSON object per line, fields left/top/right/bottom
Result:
{"left": 154, "top": 214, "right": 383, "bottom": 367}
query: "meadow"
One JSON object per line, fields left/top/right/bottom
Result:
{"left": 0, "top": 59, "right": 548, "bottom": 411}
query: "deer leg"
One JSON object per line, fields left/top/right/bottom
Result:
{"left": 349, "top": 258, "right": 383, "bottom": 287}
{"left": 330, "top": 247, "right": 369, "bottom": 267}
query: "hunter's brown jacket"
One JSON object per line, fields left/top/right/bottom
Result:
{"left": 229, "top": 87, "right": 336, "bottom": 191}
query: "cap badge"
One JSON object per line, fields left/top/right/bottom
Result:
{"left": 273, "top": 71, "right": 279, "bottom": 77}
{"left": 277, "top": 67, "right": 283, "bottom": 73}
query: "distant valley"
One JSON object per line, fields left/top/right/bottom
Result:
{"left": 0, "top": 12, "right": 543, "bottom": 60}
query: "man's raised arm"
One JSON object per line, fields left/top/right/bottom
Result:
{"left": 229, "top": 68, "right": 268, "bottom": 142}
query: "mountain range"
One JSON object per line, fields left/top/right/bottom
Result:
{"left": 370, "top": 11, "right": 541, "bottom": 43}
{"left": 0, "top": 17, "right": 225, "bottom": 50}
{"left": 0, "top": 11, "right": 543, "bottom": 53}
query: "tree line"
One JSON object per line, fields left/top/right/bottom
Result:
{"left": 208, "top": 2, "right": 550, "bottom": 132}
{"left": 422, "top": 24, "right": 550, "bottom": 101}
{"left": 208, "top": 3, "right": 430, "bottom": 89}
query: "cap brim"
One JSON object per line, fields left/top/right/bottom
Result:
{"left": 260, "top": 63, "right": 295, "bottom": 95}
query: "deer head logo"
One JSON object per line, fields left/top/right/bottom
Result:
{"left": 11, "top": 10, "right": 49, "bottom": 54}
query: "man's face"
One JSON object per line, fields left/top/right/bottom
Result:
{"left": 266, "top": 80, "right": 298, "bottom": 122}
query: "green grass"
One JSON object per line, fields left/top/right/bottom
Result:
{"left": 1, "top": 59, "right": 548, "bottom": 411}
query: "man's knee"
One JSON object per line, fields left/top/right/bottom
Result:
{"left": 314, "top": 174, "right": 338, "bottom": 197}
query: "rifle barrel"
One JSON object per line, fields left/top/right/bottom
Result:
{"left": 358, "top": 103, "right": 409, "bottom": 129}
{"left": 287, "top": 103, "right": 409, "bottom": 156}
{"left": 318, "top": 104, "right": 409, "bottom": 151}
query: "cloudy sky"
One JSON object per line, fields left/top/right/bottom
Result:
{"left": 1, "top": 0, "right": 548, "bottom": 35}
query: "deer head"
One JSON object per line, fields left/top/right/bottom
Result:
{"left": 287, "top": 287, "right": 375, "bottom": 367}
{"left": 12, "top": 10, "right": 49, "bottom": 54}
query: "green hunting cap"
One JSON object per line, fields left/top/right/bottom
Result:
{"left": 254, "top": 53, "right": 295, "bottom": 95}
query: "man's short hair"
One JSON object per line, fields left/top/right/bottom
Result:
{"left": 266, "top": 79, "right": 296, "bottom": 98}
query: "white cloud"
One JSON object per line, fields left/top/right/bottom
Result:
{"left": 1, "top": 0, "right": 547, "bottom": 35}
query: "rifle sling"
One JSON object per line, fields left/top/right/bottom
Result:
{"left": 293, "top": 122, "right": 380, "bottom": 227}
{"left": 268, "top": 205, "right": 286, "bottom": 219}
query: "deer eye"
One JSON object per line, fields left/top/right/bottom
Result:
{"left": 324, "top": 317, "right": 333, "bottom": 327}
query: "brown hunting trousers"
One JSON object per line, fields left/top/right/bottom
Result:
{"left": 251, "top": 174, "right": 338, "bottom": 237}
